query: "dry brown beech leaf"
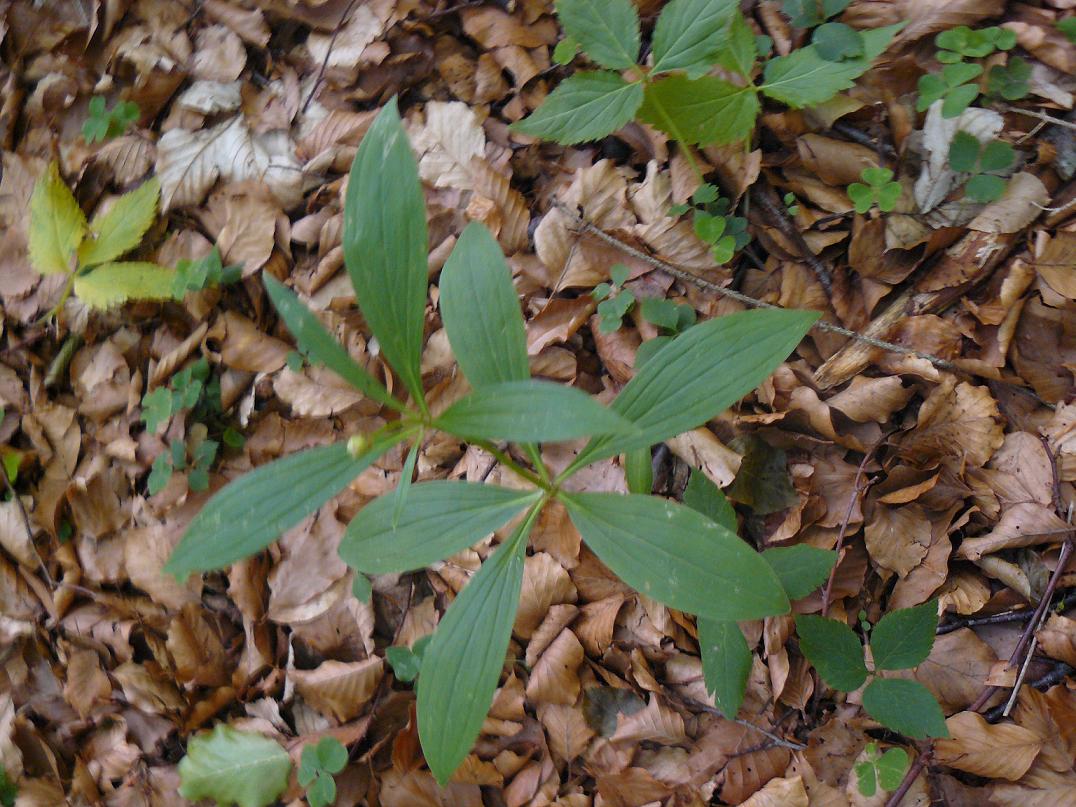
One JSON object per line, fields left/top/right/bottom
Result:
{"left": 915, "top": 628, "right": 999, "bottom": 713}
{"left": 934, "top": 711, "right": 1043, "bottom": 780}
{"left": 1036, "top": 613, "right": 1076, "bottom": 666}
{"left": 611, "top": 696, "right": 686, "bottom": 747}
{"left": 738, "top": 775, "right": 809, "bottom": 807}
{"left": 955, "top": 502, "right": 1070, "bottom": 561}
{"left": 515, "top": 551, "right": 577, "bottom": 640}
{"left": 526, "top": 628, "right": 584, "bottom": 706}
{"left": 290, "top": 657, "right": 383, "bottom": 722}
{"left": 539, "top": 702, "right": 595, "bottom": 763}
{"left": 864, "top": 502, "right": 932, "bottom": 577}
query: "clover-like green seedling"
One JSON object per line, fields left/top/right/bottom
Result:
{"left": 934, "top": 25, "right": 1016, "bottom": 63}
{"left": 847, "top": 167, "right": 901, "bottom": 214}
{"left": 671, "top": 183, "right": 748, "bottom": 264}
{"left": 917, "top": 62, "right": 983, "bottom": 118}
{"left": 987, "top": 56, "right": 1030, "bottom": 101}
{"left": 948, "top": 131, "right": 1016, "bottom": 203}
{"left": 783, "top": 192, "right": 800, "bottom": 217}
{"left": 173, "top": 247, "right": 243, "bottom": 299}
{"left": 82, "top": 97, "right": 140, "bottom": 143}
{"left": 592, "top": 263, "right": 636, "bottom": 333}
{"left": 299, "top": 737, "right": 348, "bottom": 807}
{"left": 854, "top": 743, "right": 910, "bottom": 797}
{"left": 386, "top": 635, "right": 433, "bottom": 683}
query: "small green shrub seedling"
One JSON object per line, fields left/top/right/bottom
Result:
{"left": 28, "top": 164, "right": 173, "bottom": 313}
{"left": 82, "top": 97, "right": 140, "bottom": 143}
{"left": 934, "top": 25, "right": 1016, "bottom": 63}
{"left": 299, "top": 737, "right": 348, "bottom": 807}
{"left": 386, "top": 635, "right": 433, "bottom": 683}
{"left": 948, "top": 131, "right": 1016, "bottom": 203}
{"left": 796, "top": 600, "right": 949, "bottom": 739}
{"left": 669, "top": 183, "right": 749, "bottom": 264}
{"left": 172, "top": 247, "right": 243, "bottom": 299}
{"left": 512, "top": 0, "right": 903, "bottom": 148}
{"left": 168, "top": 99, "right": 819, "bottom": 785}
{"left": 854, "top": 742, "right": 910, "bottom": 797}
{"left": 986, "top": 56, "right": 1030, "bottom": 101}
{"left": 592, "top": 263, "right": 636, "bottom": 333}
{"left": 916, "top": 62, "right": 983, "bottom": 118}
{"left": 847, "top": 167, "right": 901, "bottom": 214}
{"left": 0, "top": 766, "right": 15, "bottom": 807}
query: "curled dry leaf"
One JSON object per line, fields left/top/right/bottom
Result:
{"left": 955, "top": 502, "right": 1070, "bottom": 560}
{"left": 934, "top": 711, "right": 1043, "bottom": 780}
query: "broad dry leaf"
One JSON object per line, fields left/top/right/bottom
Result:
{"left": 612, "top": 696, "right": 686, "bottom": 746}
{"left": 290, "top": 657, "right": 383, "bottom": 722}
{"left": 667, "top": 428, "right": 742, "bottom": 489}
{"left": 955, "top": 502, "right": 1070, "bottom": 560}
{"left": 166, "top": 604, "right": 229, "bottom": 688}
{"left": 539, "top": 702, "right": 595, "bottom": 762}
{"left": 739, "top": 775, "right": 809, "bottom": 807}
{"left": 64, "top": 648, "right": 112, "bottom": 719}
{"left": 1036, "top": 613, "right": 1076, "bottom": 666}
{"left": 515, "top": 552, "right": 577, "bottom": 639}
{"left": 864, "top": 502, "right": 931, "bottom": 577}
{"left": 274, "top": 366, "right": 366, "bottom": 417}
{"left": 526, "top": 628, "right": 584, "bottom": 706}
{"left": 898, "top": 378, "right": 1004, "bottom": 468}
{"left": 934, "top": 711, "right": 1042, "bottom": 780}
{"left": 915, "top": 628, "right": 998, "bottom": 712}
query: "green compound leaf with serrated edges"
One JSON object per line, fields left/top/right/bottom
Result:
{"left": 554, "top": 0, "right": 640, "bottom": 70}
{"left": 651, "top": 0, "right": 738, "bottom": 75}
{"left": 511, "top": 72, "right": 644, "bottom": 145}
{"left": 870, "top": 599, "right": 937, "bottom": 670}
{"left": 78, "top": 176, "right": 160, "bottom": 267}
{"left": 639, "top": 75, "right": 759, "bottom": 146}
{"left": 795, "top": 614, "right": 868, "bottom": 691}
{"left": 862, "top": 678, "right": 949, "bottom": 739}
{"left": 177, "top": 724, "right": 291, "bottom": 807}
{"left": 698, "top": 617, "right": 752, "bottom": 718}
{"left": 28, "top": 162, "right": 87, "bottom": 276}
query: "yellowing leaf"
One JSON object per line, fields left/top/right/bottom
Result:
{"left": 28, "top": 162, "right": 86, "bottom": 275}
{"left": 78, "top": 176, "right": 160, "bottom": 267}
{"left": 73, "top": 262, "right": 175, "bottom": 309}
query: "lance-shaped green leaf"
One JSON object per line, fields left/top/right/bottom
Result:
{"left": 698, "top": 618, "right": 752, "bottom": 718}
{"left": 651, "top": 0, "right": 737, "bottom": 75}
{"left": 511, "top": 72, "right": 644, "bottom": 145}
{"left": 418, "top": 507, "right": 537, "bottom": 783}
{"left": 177, "top": 724, "right": 292, "bottom": 807}
{"left": 794, "top": 614, "right": 868, "bottom": 691}
{"left": 78, "top": 176, "right": 160, "bottom": 267}
{"left": 554, "top": 0, "right": 640, "bottom": 70}
{"left": 562, "top": 492, "right": 788, "bottom": 620}
{"left": 762, "top": 545, "right": 836, "bottom": 600}
{"left": 435, "top": 380, "right": 636, "bottom": 443}
{"left": 761, "top": 24, "right": 904, "bottom": 108}
{"left": 74, "top": 262, "right": 175, "bottom": 309}
{"left": 625, "top": 446, "right": 653, "bottom": 494}
{"left": 28, "top": 162, "right": 86, "bottom": 276}
{"left": 166, "top": 435, "right": 403, "bottom": 579}
{"left": 263, "top": 275, "right": 399, "bottom": 410}
{"left": 683, "top": 469, "right": 737, "bottom": 530}
{"left": 570, "top": 308, "right": 818, "bottom": 470}
{"left": 862, "top": 679, "right": 949, "bottom": 739}
{"left": 639, "top": 75, "right": 759, "bottom": 145}
{"left": 440, "top": 222, "right": 529, "bottom": 388}
{"left": 340, "top": 481, "right": 541, "bottom": 573}
{"left": 343, "top": 98, "right": 428, "bottom": 406}
{"left": 870, "top": 600, "right": 937, "bottom": 671}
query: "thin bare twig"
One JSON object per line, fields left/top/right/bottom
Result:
{"left": 301, "top": 0, "right": 361, "bottom": 114}
{"left": 1003, "top": 104, "right": 1076, "bottom": 132}
{"left": 821, "top": 445, "right": 877, "bottom": 616}
{"left": 750, "top": 183, "right": 833, "bottom": 295}
{"left": 937, "top": 590, "right": 1076, "bottom": 634}
{"left": 552, "top": 201, "right": 959, "bottom": 373}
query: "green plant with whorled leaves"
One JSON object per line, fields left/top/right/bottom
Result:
{"left": 165, "top": 100, "right": 820, "bottom": 784}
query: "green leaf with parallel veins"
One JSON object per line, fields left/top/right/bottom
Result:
{"left": 511, "top": 72, "right": 644, "bottom": 145}
{"left": 435, "top": 379, "right": 636, "bottom": 443}
{"left": 625, "top": 446, "right": 653, "bottom": 494}
{"left": 682, "top": 469, "right": 736, "bottom": 531}
{"left": 870, "top": 600, "right": 937, "bottom": 670}
{"left": 562, "top": 492, "right": 789, "bottom": 620}
{"left": 762, "top": 545, "right": 836, "bottom": 600}
{"left": 761, "top": 24, "right": 904, "bottom": 108}
{"left": 862, "top": 678, "right": 949, "bottom": 739}
{"left": 570, "top": 308, "right": 818, "bottom": 468}
{"left": 639, "top": 75, "right": 759, "bottom": 146}
{"left": 795, "top": 614, "right": 868, "bottom": 691}
{"left": 264, "top": 275, "right": 399, "bottom": 410}
{"left": 418, "top": 508, "right": 536, "bottom": 783}
{"left": 166, "top": 435, "right": 403, "bottom": 579}
{"left": 340, "top": 481, "right": 540, "bottom": 573}
{"left": 555, "top": 0, "right": 640, "bottom": 70}
{"left": 651, "top": 0, "right": 737, "bottom": 75}
{"left": 343, "top": 98, "right": 428, "bottom": 406}
{"left": 177, "top": 724, "right": 291, "bottom": 807}
{"left": 28, "top": 162, "right": 87, "bottom": 275}
{"left": 698, "top": 617, "right": 752, "bottom": 718}
{"left": 73, "top": 262, "right": 175, "bottom": 309}
{"left": 440, "top": 222, "right": 530, "bottom": 388}
{"left": 78, "top": 176, "right": 159, "bottom": 267}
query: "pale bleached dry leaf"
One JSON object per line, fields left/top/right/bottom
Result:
{"left": 273, "top": 366, "right": 366, "bottom": 417}
{"left": 739, "top": 775, "right": 809, "bottom": 807}
{"left": 290, "top": 657, "right": 383, "bottom": 722}
{"left": 968, "top": 173, "right": 1050, "bottom": 234}
{"left": 667, "top": 428, "right": 742, "bottom": 489}
{"left": 934, "top": 711, "right": 1043, "bottom": 780}
{"left": 306, "top": 4, "right": 387, "bottom": 79}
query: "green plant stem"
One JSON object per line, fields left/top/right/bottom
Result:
{"left": 523, "top": 443, "right": 552, "bottom": 486}
{"left": 472, "top": 439, "right": 546, "bottom": 489}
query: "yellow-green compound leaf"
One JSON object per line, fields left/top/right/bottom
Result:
{"left": 512, "top": 72, "right": 644, "bottom": 145}
{"left": 343, "top": 98, "right": 429, "bottom": 406}
{"left": 418, "top": 507, "right": 536, "bottom": 783}
{"left": 341, "top": 481, "right": 540, "bottom": 574}
{"left": 434, "top": 379, "right": 636, "bottom": 443}
{"left": 440, "top": 222, "right": 530, "bottom": 388}
{"left": 698, "top": 618, "right": 752, "bottom": 718}
{"left": 870, "top": 600, "right": 937, "bottom": 671}
{"left": 263, "top": 275, "right": 400, "bottom": 411}
{"left": 78, "top": 176, "right": 160, "bottom": 267}
{"left": 166, "top": 436, "right": 403, "bottom": 579}
{"left": 862, "top": 679, "right": 949, "bottom": 740}
{"left": 554, "top": 0, "right": 640, "bottom": 70}
{"left": 178, "top": 724, "right": 291, "bottom": 807}
{"left": 563, "top": 492, "right": 789, "bottom": 620}
{"left": 28, "top": 162, "right": 86, "bottom": 275}
{"left": 73, "top": 262, "right": 175, "bottom": 309}
{"left": 794, "top": 614, "right": 868, "bottom": 691}
{"left": 639, "top": 75, "right": 759, "bottom": 146}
